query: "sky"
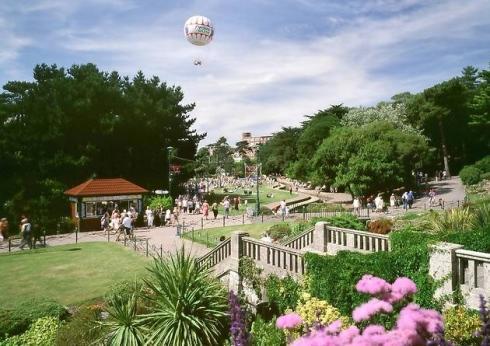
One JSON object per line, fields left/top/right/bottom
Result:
{"left": 1, "top": 0, "right": 489, "bottom": 146}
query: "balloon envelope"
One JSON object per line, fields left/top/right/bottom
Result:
{"left": 184, "top": 15, "right": 214, "bottom": 46}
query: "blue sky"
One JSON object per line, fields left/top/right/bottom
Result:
{"left": 1, "top": 0, "right": 489, "bottom": 145}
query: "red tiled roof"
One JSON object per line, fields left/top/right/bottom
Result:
{"left": 65, "top": 178, "right": 148, "bottom": 197}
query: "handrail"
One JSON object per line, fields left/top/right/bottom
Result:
{"left": 281, "top": 227, "right": 314, "bottom": 247}
{"left": 455, "top": 249, "right": 490, "bottom": 261}
{"left": 326, "top": 226, "right": 389, "bottom": 240}
{"left": 242, "top": 237, "right": 304, "bottom": 256}
{"left": 196, "top": 238, "right": 231, "bottom": 269}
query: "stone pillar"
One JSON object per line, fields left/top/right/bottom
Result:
{"left": 228, "top": 231, "right": 249, "bottom": 293}
{"left": 429, "top": 242, "right": 464, "bottom": 300}
{"left": 310, "top": 222, "right": 327, "bottom": 253}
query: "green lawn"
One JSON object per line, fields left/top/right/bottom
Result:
{"left": 211, "top": 185, "right": 297, "bottom": 216}
{"left": 183, "top": 221, "right": 298, "bottom": 247}
{"left": 0, "top": 242, "right": 149, "bottom": 308}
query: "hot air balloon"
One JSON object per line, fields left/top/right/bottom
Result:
{"left": 184, "top": 15, "right": 214, "bottom": 46}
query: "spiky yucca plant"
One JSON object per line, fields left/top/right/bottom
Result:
{"left": 429, "top": 208, "right": 476, "bottom": 234}
{"left": 103, "top": 292, "right": 146, "bottom": 346}
{"left": 140, "top": 248, "right": 228, "bottom": 346}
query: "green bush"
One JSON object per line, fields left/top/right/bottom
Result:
{"left": 55, "top": 305, "right": 106, "bottom": 346}
{"left": 482, "top": 172, "right": 490, "bottom": 181}
{"left": 264, "top": 275, "right": 301, "bottom": 314}
{"left": 0, "top": 299, "right": 67, "bottom": 339}
{"left": 428, "top": 208, "right": 476, "bottom": 234}
{"left": 305, "top": 230, "right": 439, "bottom": 322}
{"left": 1, "top": 316, "right": 59, "bottom": 346}
{"left": 104, "top": 280, "right": 143, "bottom": 305}
{"left": 443, "top": 306, "right": 482, "bottom": 346}
{"left": 147, "top": 195, "right": 173, "bottom": 211}
{"left": 459, "top": 165, "right": 483, "bottom": 186}
{"left": 268, "top": 223, "right": 291, "bottom": 240}
{"left": 58, "top": 217, "right": 76, "bottom": 235}
{"left": 475, "top": 155, "right": 490, "bottom": 173}
{"left": 442, "top": 225, "right": 490, "bottom": 253}
{"left": 250, "top": 317, "right": 285, "bottom": 346}
{"left": 325, "top": 213, "right": 365, "bottom": 230}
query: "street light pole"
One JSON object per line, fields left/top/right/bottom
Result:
{"left": 255, "top": 146, "right": 261, "bottom": 216}
{"left": 166, "top": 146, "right": 174, "bottom": 197}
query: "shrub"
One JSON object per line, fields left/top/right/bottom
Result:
{"left": 58, "top": 217, "right": 76, "bottom": 234}
{"left": 473, "top": 202, "right": 490, "bottom": 229}
{"left": 325, "top": 214, "right": 365, "bottom": 230}
{"left": 0, "top": 299, "right": 67, "bottom": 339}
{"left": 367, "top": 218, "right": 393, "bottom": 234}
{"left": 139, "top": 248, "right": 229, "bottom": 345}
{"left": 459, "top": 165, "right": 483, "bottom": 186}
{"left": 104, "top": 280, "right": 143, "bottom": 305}
{"left": 443, "top": 306, "right": 481, "bottom": 345}
{"left": 442, "top": 225, "right": 490, "bottom": 253}
{"left": 1, "top": 316, "right": 59, "bottom": 346}
{"left": 482, "top": 172, "right": 490, "bottom": 181}
{"left": 305, "top": 230, "right": 439, "bottom": 321}
{"left": 475, "top": 155, "right": 490, "bottom": 173}
{"left": 250, "top": 317, "right": 285, "bottom": 346}
{"left": 295, "top": 292, "right": 349, "bottom": 331}
{"left": 55, "top": 305, "right": 106, "bottom": 346}
{"left": 102, "top": 292, "right": 146, "bottom": 346}
{"left": 268, "top": 223, "right": 291, "bottom": 240}
{"left": 277, "top": 275, "right": 444, "bottom": 345}
{"left": 428, "top": 207, "right": 476, "bottom": 234}
{"left": 147, "top": 196, "right": 173, "bottom": 211}
{"left": 265, "top": 275, "right": 302, "bottom": 314}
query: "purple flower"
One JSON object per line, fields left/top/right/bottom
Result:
{"left": 276, "top": 312, "right": 303, "bottom": 330}
{"left": 479, "top": 295, "right": 490, "bottom": 346}
{"left": 228, "top": 291, "right": 250, "bottom": 346}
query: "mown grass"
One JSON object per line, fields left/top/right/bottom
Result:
{"left": 0, "top": 242, "right": 149, "bottom": 308}
{"left": 183, "top": 221, "right": 298, "bottom": 247}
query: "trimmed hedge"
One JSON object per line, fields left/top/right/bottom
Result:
{"left": 459, "top": 165, "right": 483, "bottom": 186}
{"left": 0, "top": 299, "right": 67, "bottom": 340}
{"left": 305, "top": 230, "right": 439, "bottom": 319}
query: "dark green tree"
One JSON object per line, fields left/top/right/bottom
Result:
{"left": 0, "top": 63, "right": 204, "bottom": 230}
{"left": 259, "top": 127, "right": 301, "bottom": 175}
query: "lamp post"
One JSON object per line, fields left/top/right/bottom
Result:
{"left": 255, "top": 146, "right": 261, "bottom": 216}
{"left": 166, "top": 146, "right": 174, "bottom": 197}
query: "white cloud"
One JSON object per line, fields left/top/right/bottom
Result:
{"left": 2, "top": 0, "right": 490, "bottom": 145}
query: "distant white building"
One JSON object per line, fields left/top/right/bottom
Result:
{"left": 241, "top": 132, "right": 272, "bottom": 157}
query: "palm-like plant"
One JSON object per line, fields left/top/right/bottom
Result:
{"left": 429, "top": 207, "right": 476, "bottom": 234}
{"left": 140, "top": 248, "right": 228, "bottom": 346}
{"left": 102, "top": 292, "right": 146, "bottom": 346}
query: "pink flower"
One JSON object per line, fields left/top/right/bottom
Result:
{"left": 396, "top": 303, "right": 443, "bottom": 336}
{"left": 385, "top": 277, "right": 417, "bottom": 303}
{"left": 362, "top": 325, "right": 385, "bottom": 336}
{"left": 276, "top": 312, "right": 302, "bottom": 329}
{"left": 355, "top": 275, "right": 392, "bottom": 296}
{"left": 324, "top": 320, "right": 343, "bottom": 334}
{"left": 352, "top": 298, "right": 393, "bottom": 322}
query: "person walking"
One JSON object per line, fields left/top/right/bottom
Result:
{"left": 212, "top": 202, "right": 219, "bottom": 220}
{"left": 390, "top": 193, "right": 397, "bottom": 209}
{"left": 0, "top": 218, "right": 8, "bottom": 242}
{"left": 145, "top": 206, "right": 154, "bottom": 228}
{"left": 202, "top": 200, "right": 209, "bottom": 220}
{"left": 223, "top": 198, "right": 230, "bottom": 219}
{"left": 122, "top": 213, "right": 133, "bottom": 239}
{"left": 407, "top": 190, "right": 415, "bottom": 209}
{"left": 19, "top": 217, "right": 32, "bottom": 250}
{"left": 353, "top": 197, "right": 360, "bottom": 215}
{"left": 402, "top": 191, "right": 409, "bottom": 210}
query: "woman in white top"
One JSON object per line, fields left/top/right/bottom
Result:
{"left": 145, "top": 206, "right": 154, "bottom": 228}
{"left": 165, "top": 209, "right": 171, "bottom": 226}
{"left": 390, "top": 194, "right": 396, "bottom": 208}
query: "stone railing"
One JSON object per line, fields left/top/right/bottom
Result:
{"left": 282, "top": 227, "right": 315, "bottom": 250}
{"left": 242, "top": 237, "right": 306, "bottom": 276}
{"left": 325, "top": 226, "right": 390, "bottom": 255}
{"left": 455, "top": 248, "right": 490, "bottom": 308}
{"left": 429, "top": 242, "right": 490, "bottom": 310}
{"left": 196, "top": 237, "right": 231, "bottom": 270}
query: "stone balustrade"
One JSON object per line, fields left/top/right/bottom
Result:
{"left": 282, "top": 227, "right": 314, "bottom": 250}
{"left": 196, "top": 237, "right": 231, "bottom": 270}
{"left": 242, "top": 237, "right": 305, "bottom": 277}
